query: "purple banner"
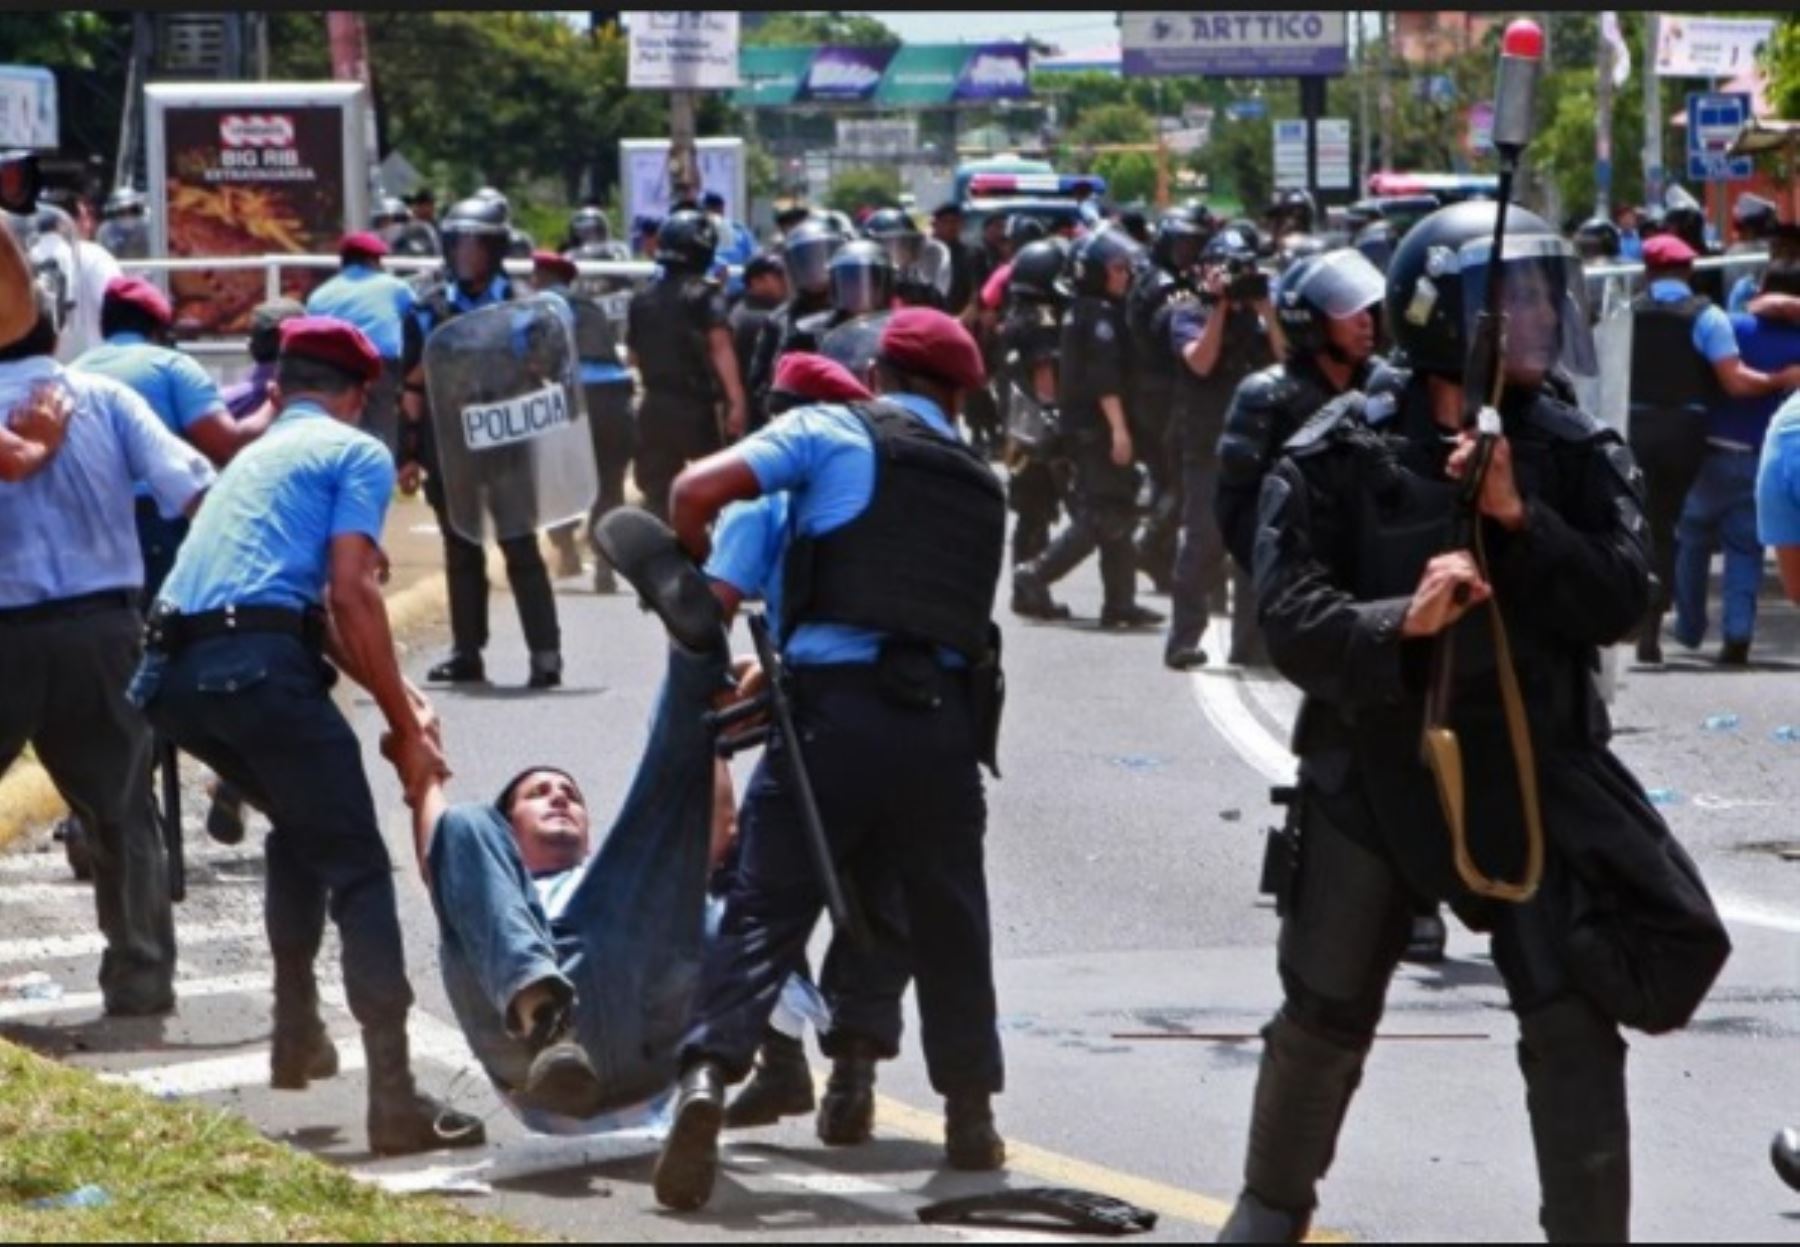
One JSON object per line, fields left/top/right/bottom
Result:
{"left": 953, "top": 44, "right": 1032, "bottom": 101}
{"left": 1121, "top": 11, "right": 1349, "bottom": 79}
{"left": 797, "top": 45, "right": 897, "bottom": 103}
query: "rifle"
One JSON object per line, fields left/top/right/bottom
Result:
{"left": 1419, "top": 19, "right": 1548, "bottom": 906}
{"left": 155, "top": 735, "right": 185, "bottom": 903}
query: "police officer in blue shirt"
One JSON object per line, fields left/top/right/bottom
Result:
{"left": 401, "top": 195, "right": 563, "bottom": 689}
{"left": 132, "top": 316, "right": 486, "bottom": 1158}
{"left": 651, "top": 308, "right": 1010, "bottom": 1211}
{"left": 76, "top": 276, "right": 266, "bottom": 595}
{"left": 0, "top": 290, "right": 214, "bottom": 1017}
{"left": 305, "top": 231, "right": 418, "bottom": 454}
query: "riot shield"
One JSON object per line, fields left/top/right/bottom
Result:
{"left": 1592, "top": 298, "right": 1632, "bottom": 438}
{"left": 1004, "top": 378, "right": 1060, "bottom": 453}
{"left": 818, "top": 311, "right": 891, "bottom": 377}
{"left": 425, "top": 294, "right": 598, "bottom": 545}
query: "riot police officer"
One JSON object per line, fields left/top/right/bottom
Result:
{"left": 999, "top": 238, "right": 1071, "bottom": 570}
{"left": 796, "top": 241, "right": 895, "bottom": 344}
{"left": 1161, "top": 226, "right": 1284, "bottom": 668}
{"left": 1126, "top": 204, "right": 1213, "bottom": 593}
{"left": 864, "top": 207, "right": 945, "bottom": 309}
{"left": 625, "top": 208, "right": 746, "bottom": 520}
{"left": 403, "top": 194, "right": 564, "bottom": 688}
{"left": 97, "top": 186, "right": 150, "bottom": 260}
{"left": 744, "top": 216, "right": 846, "bottom": 428}
{"left": 1216, "top": 201, "right": 1730, "bottom": 1243}
{"left": 373, "top": 195, "right": 440, "bottom": 261}
{"left": 1012, "top": 225, "right": 1162, "bottom": 628}
{"left": 1265, "top": 188, "right": 1317, "bottom": 247}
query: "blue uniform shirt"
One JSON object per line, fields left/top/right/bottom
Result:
{"left": 734, "top": 393, "right": 967, "bottom": 667}
{"left": 1619, "top": 232, "right": 1644, "bottom": 262}
{"left": 1758, "top": 393, "right": 1800, "bottom": 547}
{"left": 156, "top": 401, "right": 396, "bottom": 614}
{"left": 1649, "top": 278, "right": 1738, "bottom": 364}
{"left": 1728, "top": 275, "right": 1758, "bottom": 314}
{"left": 538, "top": 286, "right": 631, "bottom": 387}
{"left": 705, "top": 494, "right": 791, "bottom": 643}
{"left": 74, "top": 332, "right": 226, "bottom": 438}
{"left": 0, "top": 359, "right": 214, "bottom": 607}
{"left": 1715, "top": 314, "right": 1800, "bottom": 448}
{"left": 416, "top": 274, "right": 511, "bottom": 338}
{"left": 306, "top": 263, "right": 416, "bottom": 361}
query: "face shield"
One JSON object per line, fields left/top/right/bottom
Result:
{"left": 1456, "top": 234, "right": 1597, "bottom": 397}
{"left": 877, "top": 232, "right": 923, "bottom": 273}
{"left": 785, "top": 233, "right": 841, "bottom": 297}
{"left": 830, "top": 260, "right": 893, "bottom": 317}
{"left": 819, "top": 310, "right": 892, "bottom": 380}
{"left": 18, "top": 206, "right": 82, "bottom": 334}
{"left": 445, "top": 228, "right": 500, "bottom": 288}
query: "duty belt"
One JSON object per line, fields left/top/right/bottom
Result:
{"left": 144, "top": 603, "right": 326, "bottom": 656}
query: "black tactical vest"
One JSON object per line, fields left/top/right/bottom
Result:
{"left": 782, "top": 402, "right": 1006, "bottom": 661}
{"left": 565, "top": 291, "right": 620, "bottom": 366}
{"left": 1628, "top": 292, "right": 1720, "bottom": 418}
{"left": 629, "top": 274, "right": 716, "bottom": 402}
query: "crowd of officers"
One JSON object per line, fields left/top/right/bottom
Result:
{"left": 4, "top": 159, "right": 1800, "bottom": 1242}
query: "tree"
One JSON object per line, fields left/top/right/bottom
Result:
{"left": 1196, "top": 115, "right": 1275, "bottom": 214}
{"left": 1092, "top": 151, "right": 1158, "bottom": 205}
{"left": 1768, "top": 15, "right": 1800, "bottom": 121}
{"left": 1068, "top": 103, "right": 1155, "bottom": 148}
{"left": 826, "top": 167, "right": 902, "bottom": 215}
{"left": 742, "top": 12, "right": 899, "bottom": 48}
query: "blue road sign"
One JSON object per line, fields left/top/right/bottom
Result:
{"left": 1686, "top": 92, "right": 1754, "bottom": 183}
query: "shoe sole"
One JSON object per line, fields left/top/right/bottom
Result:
{"left": 653, "top": 1094, "right": 723, "bottom": 1211}
{"left": 520, "top": 1052, "right": 609, "bottom": 1120}
{"left": 593, "top": 510, "right": 724, "bottom": 653}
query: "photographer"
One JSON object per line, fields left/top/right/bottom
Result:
{"left": 1163, "top": 228, "right": 1285, "bottom": 669}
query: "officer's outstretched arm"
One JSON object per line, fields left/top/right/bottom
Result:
{"left": 1253, "top": 457, "right": 1413, "bottom": 711}
{"left": 670, "top": 452, "right": 762, "bottom": 563}
{"left": 0, "top": 222, "right": 33, "bottom": 348}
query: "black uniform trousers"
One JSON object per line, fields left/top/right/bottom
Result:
{"left": 0, "top": 597, "right": 172, "bottom": 1009}
{"left": 1626, "top": 408, "right": 1709, "bottom": 615}
{"left": 1028, "top": 439, "right": 1140, "bottom": 613}
{"left": 635, "top": 392, "right": 721, "bottom": 523}
{"left": 1166, "top": 455, "right": 1234, "bottom": 654}
{"left": 1006, "top": 456, "right": 1063, "bottom": 567}
{"left": 133, "top": 633, "right": 414, "bottom": 1029}
{"left": 681, "top": 664, "right": 1003, "bottom": 1097}
{"left": 424, "top": 474, "right": 560, "bottom": 660}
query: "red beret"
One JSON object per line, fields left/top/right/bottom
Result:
{"left": 532, "top": 249, "right": 579, "bottom": 284}
{"left": 103, "top": 276, "right": 172, "bottom": 327}
{"left": 339, "top": 231, "right": 389, "bottom": 261}
{"left": 1643, "top": 234, "right": 1697, "bottom": 268}
{"left": 772, "top": 352, "right": 873, "bottom": 405}
{"left": 277, "top": 315, "right": 382, "bottom": 383}
{"left": 877, "top": 306, "right": 986, "bottom": 393}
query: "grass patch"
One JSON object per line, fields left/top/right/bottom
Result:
{"left": 0, "top": 1041, "right": 542, "bottom": 1243}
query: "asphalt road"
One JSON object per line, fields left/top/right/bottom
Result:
{"left": 5, "top": 540, "right": 1800, "bottom": 1242}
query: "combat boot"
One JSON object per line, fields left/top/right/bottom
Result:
{"left": 1217, "top": 1189, "right": 1311, "bottom": 1243}
{"left": 527, "top": 651, "right": 563, "bottom": 691}
{"left": 816, "top": 1040, "right": 879, "bottom": 1146}
{"left": 1100, "top": 603, "right": 1165, "bottom": 630}
{"left": 1517, "top": 997, "right": 1630, "bottom": 1244}
{"left": 1010, "top": 566, "right": 1070, "bottom": 621}
{"left": 944, "top": 1091, "right": 1006, "bottom": 1171}
{"left": 362, "top": 1024, "right": 487, "bottom": 1157}
{"left": 270, "top": 957, "right": 339, "bottom": 1091}
{"left": 1400, "top": 911, "right": 1447, "bottom": 966}
{"left": 427, "top": 652, "right": 486, "bottom": 684}
{"left": 653, "top": 1060, "right": 726, "bottom": 1211}
{"left": 1634, "top": 609, "right": 1664, "bottom": 666}
{"left": 724, "top": 1030, "right": 815, "bottom": 1128}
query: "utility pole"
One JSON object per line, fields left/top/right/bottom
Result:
{"left": 669, "top": 89, "right": 700, "bottom": 204}
{"left": 1643, "top": 13, "right": 1664, "bottom": 206}
{"left": 1595, "top": 14, "right": 1615, "bottom": 219}
{"left": 1358, "top": 12, "right": 1372, "bottom": 189}
{"left": 1377, "top": 10, "right": 1394, "bottom": 176}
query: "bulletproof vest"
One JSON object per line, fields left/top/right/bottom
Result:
{"left": 1058, "top": 296, "right": 1124, "bottom": 440}
{"left": 792, "top": 308, "right": 844, "bottom": 353}
{"left": 631, "top": 274, "right": 716, "bottom": 402}
{"left": 563, "top": 290, "right": 620, "bottom": 365}
{"left": 782, "top": 402, "right": 1006, "bottom": 661}
{"left": 1177, "top": 305, "right": 1273, "bottom": 455}
{"left": 1628, "top": 293, "right": 1721, "bottom": 417}
{"left": 1124, "top": 267, "right": 1182, "bottom": 382}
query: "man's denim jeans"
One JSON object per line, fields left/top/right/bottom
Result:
{"left": 1673, "top": 449, "right": 1763, "bottom": 647}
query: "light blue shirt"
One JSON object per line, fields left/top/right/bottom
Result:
{"left": 1728, "top": 275, "right": 1758, "bottom": 315}
{"left": 735, "top": 392, "right": 964, "bottom": 667}
{"left": 306, "top": 263, "right": 415, "bottom": 361}
{"left": 0, "top": 359, "right": 214, "bottom": 608}
{"left": 74, "top": 332, "right": 226, "bottom": 438}
{"left": 705, "top": 494, "right": 791, "bottom": 643}
{"left": 1619, "top": 232, "right": 1644, "bottom": 262}
{"left": 1758, "top": 392, "right": 1800, "bottom": 547}
{"left": 156, "top": 401, "right": 396, "bottom": 614}
{"left": 1649, "top": 278, "right": 1738, "bottom": 364}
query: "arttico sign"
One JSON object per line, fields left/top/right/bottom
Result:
{"left": 1121, "top": 11, "right": 1349, "bottom": 78}
{"left": 734, "top": 43, "right": 1032, "bottom": 108}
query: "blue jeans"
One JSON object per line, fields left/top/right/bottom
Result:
{"left": 1673, "top": 449, "right": 1763, "bottom": 647}
{"left": 429, "top": 643, "right": 729, "bottom": 1117}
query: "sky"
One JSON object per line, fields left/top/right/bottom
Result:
{"left": 847, "top": 11, "right": 1121, "bottom": 52}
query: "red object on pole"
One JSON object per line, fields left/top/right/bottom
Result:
{"left": 1501, "top": 20, "right": 1544, "bottom": 62}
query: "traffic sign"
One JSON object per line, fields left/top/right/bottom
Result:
{"left": 1686, "top": 92, "right": 1753, "bottom": 182}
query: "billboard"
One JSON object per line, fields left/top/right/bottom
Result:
{"left": 147, "top": 82, "right": 369, "bottom": 337}
{"left": 1122, "top": 11, "right": 1349, "bottom": 78}
{"left": 733, "top": 43, "right": 1031, "bottom": 108}
{"left": 626, "top": 11, "right": 741, "bottom": 90}
{"left": 1655, "top": 17, "right": 1775, "bottom": 79}
{"left": 620, "top": 137, "right": 745, "bottom": 228}
{"left": 0, "top": 65, "right": 57, "bottom": 149}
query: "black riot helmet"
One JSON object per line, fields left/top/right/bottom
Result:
{"left": 1008, "top": 238, "right": 1071, "bottom": 305}
{"left": 863, "top": 207, "right": 924, "bottom": 271}
{"left": 827, "top": 239, "right": 895, "bottom": 317}
{"left": 1734, "top": 192, "right": 1779, "bottom": 242}
{"left": 373, "top": 196, "right": 410, "bottom": 229}
{"left": 1004, "top": 213, "right": 1048, "bottom": 251}
{"left": 440, "top": 195, "right": 510, "bottom": 288}
{"left": 1275, "top": 232, "right": 1330, "bottom": 272}
{"left": 1663, "top": 184, "right": 1708, "bottom": 252}
{"left": 570, "top": 205, "right": 610, "bottom": 245}
{"left": 1202, "top": 225, "right": 1259, "bottom": 266}
{"left": 1385, "top": 199, "right": 1596, "bottom": 385}
{"left": 1070, "top": 224, "right": 1141, "bottom": 299}
{"left": 656, "top": 208, "right": 719, "bottom": 272}
{"left": 1274, "top": 248, "right": 1386, "bottom": 361}
{"left": 1152, "top": 202, "right": 1212, "bottom": 273}
{"left": 1269, "top": 187, "right": 1317, "bottom": 235}
{"left": 1573, "top": 216, "right": 1623, "bottom": 262}
{"left": 1353, "top": 220, "right": 1396, "bottom": 274}
{"left": 782, "top": 216, "right": 846, "bottom": 297}
{"left": 1222, "top": 217, "right": 1266, "bottom": 257}
{"left": 474, "top": 185, "right": 510, "bottom": 218}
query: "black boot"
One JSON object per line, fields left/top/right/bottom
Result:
{"left": 724, "top": 1030, "right": 815, "bottom": 1128}
{"left": 816, "top": 1041, "right": 879, "bottom": 1146}
{"left": 514, "top": 995, "right": 607, "bottom": 1120}
{"left": 527, "top": 651, "right": 563, "bottom": 691}
{"left": 593, "top": 509, "right": 726, "bottom": 653}
{"left": 1218, "top": 1014, "right": 1367, "bottom": 1244}
{"left": 204, "top": 781, "right": 248, "bottom": 846}
{"left": 653, "top": 1060, "right": 726, "bottom": 1211}
{"left": 55, "top": 816, "right": 94, "bottom": 882}
{"left": 1010, "top": 565, "right": 1070, "bottom": 621}
{"left": 1771, "top": 1127, "right": 1800, "bottom": 1192}
{"left": 1634, "top": 610, "right": 1664, "bottom": 666}
{"left": 270, "top": 958, "right": 339, "bottom": 1091}
{"left": 1517, "top": 997, "right": 1631, "bottom": 1244}
{"left": 944, "top": 1091, "right": 1006, "bottom": 1171}
{"left": 427, "top": 652, "right": 486, "bottom": 684}
{"left": 1100, "top": 603, "right": 1165, "bottom": 630}
{"left": 1400, "top": 911, "right": 1447, "bottom": 966}
{"left": 363, "top": 1024, "right": 487, "bottom": 1157}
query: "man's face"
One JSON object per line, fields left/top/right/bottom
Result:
{"left": 983, "top": 218, "right": 1006, "bottom": 250}
{"left": 451, "top": 235, "right": 496, "bottom": 289}
{"left": 1615, "top": 208, "right": 1639, "bottom": 233}
{"left": 1324, "top": 307, "right": 1377, "bottom": 365}
{"left": 750, "top": 271, "right": 788, "bottom": 303}
{"left": 1501, "top": 267, "right": 1561, "bottom": 386}
{"left": 1104, "top": 257, "right": 1133, "bottom": 300}
{"left": 508, "top": 770, "right": 592, "bottom": 876}
{"left": 933, "top": 214, "right": 962, "bottom": 244}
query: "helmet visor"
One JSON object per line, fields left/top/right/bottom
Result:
{"left": 1294, "top": 249, "right": 1386, "bottom": 319}
{"left": 786, "top": 235, "right": 840, "bottom": 295}
{"left": 1457, "top": 235, "right": 1597, "bottom": 390}
{"left": 830, "top": 264, "right": 891, "bottom": 316}
{"left": 879, "top": 234, "right": 923, "bottom": 271}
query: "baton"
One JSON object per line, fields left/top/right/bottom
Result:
{"left": 156, "top": 735, "right": 185, "bottom": 904}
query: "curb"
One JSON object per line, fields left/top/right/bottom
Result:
{"left": 0, "top": 572, "right": 451, "bottom": 853}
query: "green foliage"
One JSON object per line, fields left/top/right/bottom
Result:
{"left": 1092, "top": 150, "right": 1158, "bottom": 205}
{"left": 1196, "top": 115, "right": 1274, "bottom": 214}
{"left": 1768, "top": 15, "right": 1800, "bottom": 121}
{"left": 743, "top": 12, "right": 900, "bottom": 48}
{"left": 0, "top": 11, "right": 115, "bottom": 69}
{"left": 826, "top": 166, "right": 902, "bottom": 215}
{"left": 1068, "top": 103, "right": 1154, "bottom": 148}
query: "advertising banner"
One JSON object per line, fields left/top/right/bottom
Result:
{"left": 627, "top": 11, "right": 741, "bottom": 90}
{"left": 1122, "top": 12, "right": 1349, "bottom": 78}
{"left": 733, "top": 44, "right": 1032, "bottom": 108}
{"left": 620, "top": 137, "right": 745, "bottom": 226}
{"left": 1654, "top": 17, "right": 1774, "bottom": 79}
{"left": 156, "top": 97, "right": 353, "bottom": 334}
{"left": 0, "top": 65, "right": 57, "bottom": 149}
